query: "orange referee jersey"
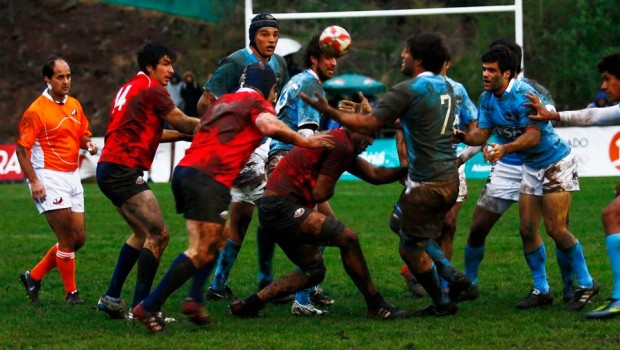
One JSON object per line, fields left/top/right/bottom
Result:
{"left": 17, "top": 90, "right": 92, "bottom": 172}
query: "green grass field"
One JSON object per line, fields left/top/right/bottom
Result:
{"left": 2, "top": 178, "right": 620, "bottom": 349}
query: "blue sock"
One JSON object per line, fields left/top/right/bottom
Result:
{"left": 257, "top": 225, "right": 274, "bottom": 287}
{"left": 294, "top": 265, "right": 312, "bottom": 305}
{"left": 607, "top": 234, "right": 620, "bottom": 299}
{"left": 189, "top": 251, "right": 219, "bottom": 303}
{"left": 524, "top": 243, "right": 549, "bottom": 293}
{"left": 211, "top": 240, "right": 240, "bottom": 290}
{"left": 426, "top": 240, "right": 456, "bottom": 282}
{"left": 464, "top": 244, "right": 485, "bottom": 285}
{"left": 106, "top": 243, "right": 141, "bottom": 299}
{"left": 142, "top": 253, "right": 195, "bottom": 312}
{"left": 555, "top": 247, "right": 574, "bottom": 292}
{"left": 563, "top": 241, "right": 593, "bottom": 287}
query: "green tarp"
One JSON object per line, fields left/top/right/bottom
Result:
{"left": 100, "top": 0, "right": 231, "bottom": 22}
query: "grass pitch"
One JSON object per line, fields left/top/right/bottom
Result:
{"left": 1, "top": 178, "right": 620, "bottom": 349}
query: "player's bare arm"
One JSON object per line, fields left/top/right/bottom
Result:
{"left": 300, "top": 92, "right": 383, "bottom": 134}
{"left": 348, "top": 157, "right": 407, "bottom": 185}
{"left": 453, "top": 126, "right": 492, "bottom": 146}
{"left": 255, "top": 112, "right": 335, "bottom": 149}
{"left": 80, "top": 136, "right": 98, "bottom": 155}
{"left": 163, "top": 107, "right": 199, "bottom": 135}
{"left": 160, "top": 129, "right": 193, "bottom": 143}
{"left": 196, "top": 90, "right": 217, "bottom": 116}
{"left": 524, "top": 92, "right": 560, "bottom": 121}
{"left": 485, "top": 127, "right": 540, "bottom": 163}
{"left": 15, "top": 144, "right": 45, "bottom": 202}
{"left": 312, "top": 174, "right": 338, "bottom": 203}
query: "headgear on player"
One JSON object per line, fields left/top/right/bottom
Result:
{"left": 240, "top": 62, "right": 277, "bottom": 99}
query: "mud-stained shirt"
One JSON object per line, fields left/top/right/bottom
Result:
{"left": 178, "top": 89, "right": 273, "bottom": 188}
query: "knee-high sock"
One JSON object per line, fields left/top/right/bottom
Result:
{"left": 295, "top": 246, "right": 327, "bottom": 304}
{"left": 106, "top": 243, "right": 141, "bottom": 299}
{"left": 562, "top": 241, "right": 593, "bottom": 287}
{"left": 211, "top": 240, "right": 240, "bottom": 290}
{"left": 189, "top": 252, "right": 218, "bottom": 303}
{"left": 555, "top": 246, "right": 574, "bottom": 292}
{"left": 56, "top": 247, "right": 77, "bottom": 295}
{"left": 30, "top": 243, "right": 58, "bottom": 281}
{"left": 412, "top": 263, "right": 449, "bottom": 305}
{"left": 132, "top": 248, "right": 160, "bottom": 308}
{"left": 427, "top": 240, "right": 456, "bottom": 282}
{"left": 257, "top": 225, "right": 275, "bottom": 286}
{"left": 524, "top": 243, "right": 549, "bottom": 293}
{"left": 606, "top": 234, "right": 620, "bottom": 300}
{"left": 464, "top": 244, "right": 485, "bottom": 285}
{"left": 142, "top": 253, "right": 196, "bottom": 312}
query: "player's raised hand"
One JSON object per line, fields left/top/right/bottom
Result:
{"left": 299, "top": 92, "right": 331, "bottom": 114}
{"left": 303, "top": 133, "right": 335, "bottom": 150}
{"left": 524, "top": 92, "right": 560, "bottom": 121}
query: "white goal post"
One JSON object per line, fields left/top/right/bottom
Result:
{"left": 244, "top": 0, "right": 523, "bottom": 64}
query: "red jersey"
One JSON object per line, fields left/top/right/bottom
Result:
{"left": 178, "top": 89, "right": 273, "bottom": 188}
{"left": 98, "top": 72, "right": 175, "bottom": 170}
{"left": 267, "top": 128, "right": 354, "bottom": 208}
{"left": 17, "top": 90, "right": 92, "bottom": 172}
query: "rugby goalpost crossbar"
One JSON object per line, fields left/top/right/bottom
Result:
{"left": 244, "top": 0, "right": 524, "bottom": 66}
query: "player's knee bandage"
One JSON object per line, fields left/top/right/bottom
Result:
{"left": 303, "top": 261, "right": 327, "bottom": 286}
{"left": 399, "top": 235, "right": 429, "bottom": 253}
{"left": 320, "top": 217, "right": 346, "bottom": 239}
{"left": 389, "top": 203, "right": 402, "bottom": 234}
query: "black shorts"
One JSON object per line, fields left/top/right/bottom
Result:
{"left": 172, "top": 166, "right": 231, "bottom": 224}
{"left": 257, "top": 195, "right": 311, "bottom": 244}
{"left": 96, "top": 162, "right": 150, "bottom": 207}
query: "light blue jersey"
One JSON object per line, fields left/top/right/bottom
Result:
{"left": 374, "top": 72, "right": 456, "bottom": 182}
{"left": 447, "top": 77, "right": 478, "bottom": 155}
{"left": 205, "top": 48, "right": 289, "bottom": 97}
{"left": 497, "top": 76, "right": 556, "bottom": 165}
{"left": 478, "top": 79, "right": 570, "bottom": 169}
{"left": 270, "top": 69, "right": 323, "bottom": 156}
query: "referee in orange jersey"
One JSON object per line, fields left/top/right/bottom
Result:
{"left": 16, "top": 56, "right": 98, "bottom": 305}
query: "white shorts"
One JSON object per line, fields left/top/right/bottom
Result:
{"left": 230, "top": 178, "right": 266, "bottom": 204}
{"left": 476, "top": 161, "right": 521, "bottom": 214}
{"left": 457, "top": 165, "right": 468, "bottom": 203}
{"left": 31, "top": 168, "right": 84, "bottom": 214}
{"left": 521, "top": 153, "right": 580, "bottom": 196}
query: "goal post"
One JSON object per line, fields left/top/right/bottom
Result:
{"left": 245, "top": 0, "right": 523, "bottom": 64}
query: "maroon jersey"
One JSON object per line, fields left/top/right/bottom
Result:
{"left": 178, "top": 89, "right": 273, "bottom": 188}
{"left": 99, "top": 72, "right": 175, "bottom": 170}
{"left": 267, "top": 128, "right": 354, "bottom": 208}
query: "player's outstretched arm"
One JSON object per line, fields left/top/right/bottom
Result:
{"left": 163, "top": 107, "right": 199, "bottom": 135}
{"left": 524, "top": 92, "right": 561, "bottom": 122}
{"left": 348, "top": 157, "right": 408, "bottom": 185}
{"left": 255, "top": 112, "right": 335, "bottom": 149}
{"left": 300, "top": 92, "right": 383, "bottom": 134}
{"left": 453, "top": 127, "right": 492, "bottom": 146}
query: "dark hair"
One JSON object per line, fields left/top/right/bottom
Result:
{"left": 302, "top": 34, "right": 323, "bottom": 69}
{"left": 137, "top": 43, "right": 177, "bottom": 74}
{"left": 249, "top": 13, "right": 279, "bottom": 48}
{"left": 597, "top": 53, "right": 620, "bottom": 80}
{"left": 489, "top": 38, "right": 522, "bottom": 74}
{"left": 42, "top": 55, "right": 66, "bottom": 78}
{"left": 405, "top": 33, "right": 449, "bottom": 74}
{"left": 241, "top": 62, "right": 277, "bottom": 98}
{"left": 482, "top": 45, "right": 519, "bottom": 78}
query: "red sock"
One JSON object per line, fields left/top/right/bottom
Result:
{"left": 400, "top": 264, "right": 412, "bottom": 277}
{"left": 30, "top": 244, "right": 58, "bottom": 281}
{"left": 56, "top": 247, "right": 77, "bottom": 295}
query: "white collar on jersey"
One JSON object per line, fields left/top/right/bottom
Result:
{"left": 237, "top": 86, "right": 262, "bottom": 95}
{"left": 416, "top": 71, "right": 434, "bottom": 77}
{"left": 42, "top": 88, "right": 67, "bottom": 105}
{"left": 304, "top": 68, "right": 321, "bottom": 83}
{"left": 505, "top": 78, "right": 516, "bottom": 93}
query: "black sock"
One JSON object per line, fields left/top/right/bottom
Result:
{"left": 245, "top": 293, "right": 266, "bottom": 312}
{"left": 365, "top": 292, "right": 384, "bottom": 310}
{"left": 132, "top": 248, "right": 160, "bottom": 307}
